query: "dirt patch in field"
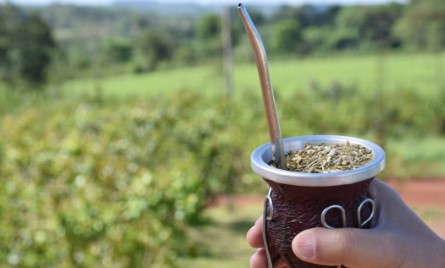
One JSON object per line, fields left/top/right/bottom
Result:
{"left": 387, "top": 178, "right": 445, "bottom": 238}
{"left": 387, "top": 178, "right": 445, "bottom": 206}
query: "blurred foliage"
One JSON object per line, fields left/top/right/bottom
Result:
{"left": 0, "top": 4, "right": 55, "bottom": 86}
{"left": 331, "top": 4, "right": 404, "bottom": 51}
{"left": 135, "top": 29, "right": 177, "bottom": 71}
{"left": 196, "top": 14, "right": 223, "bottom": 58}
{"left": 395, "top": 0, "right": 445, "bottom": 51}
{"left": 271, "top": 20, "right": 302, "bottom": 54}
{"left": 103, "top": 39, "right": 133, "bottom": 64}
{"left": 270, "top": 4, "right": 340, "bottom": 28}
{"left": 0, "top": 92, "right": 251, "bottom": 267}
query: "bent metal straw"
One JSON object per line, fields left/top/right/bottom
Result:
{"left": 237, "top": 3, "right": 286, "bottom": 170}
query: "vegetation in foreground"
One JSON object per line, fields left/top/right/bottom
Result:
{"left": 1, "top": 76, "right": 445, "bottom": 266}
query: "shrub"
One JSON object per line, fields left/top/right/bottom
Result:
{"left": 0, "top": 93, "right": 253, "bottom": 267}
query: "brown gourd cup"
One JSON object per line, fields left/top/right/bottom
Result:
{"left": 251, "top": 135, "right": 385, "bottom": 268}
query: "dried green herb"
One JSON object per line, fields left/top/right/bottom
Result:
{"left": 283, "top": 142, "right": 373, "bottom": 173}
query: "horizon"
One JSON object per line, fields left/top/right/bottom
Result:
{"left": 0, "top": 0, "right": 407, "bottom": 7}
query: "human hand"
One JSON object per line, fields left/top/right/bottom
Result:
{"left": 247, "top": 179, "right": 445, "bottom": 268}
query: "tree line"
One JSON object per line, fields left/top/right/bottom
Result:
{"left": 1, "top": 0, "right": 445, "bottom": 88}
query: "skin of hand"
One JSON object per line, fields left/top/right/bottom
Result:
{"left": 246, "top": 179, "right": 445, "bottom": 268}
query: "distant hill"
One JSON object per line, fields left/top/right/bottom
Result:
{"left": 111, "top": 1, "right": 281, "bottom": 16}
{"left": 111, "top": 1, "right": 222, "bottom": 15}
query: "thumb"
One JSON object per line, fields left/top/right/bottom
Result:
{"left": 292, "top": 227, "right": 404, "bottom": 268}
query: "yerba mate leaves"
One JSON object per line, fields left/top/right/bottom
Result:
{"left": 284, "top": 142, "right": 373, "bottom": 173}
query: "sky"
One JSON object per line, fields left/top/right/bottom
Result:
{"left": 1, "top": 0, "right": 407, "bottom": 6}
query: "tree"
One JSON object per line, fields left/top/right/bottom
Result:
{"left": 395, "top": 0, "right": 445, "bottom": 50}
{"left": 136, "top": 28, "right": 176, "bottom": 71}
{"left": 272, "top": 19, "right": 302, "bottom": 54}
{"left": 0, "top": 4, "right": 56, "bottom": 87}
{"left": 269, "top": 4, "right": 342, "bottom": 54}
{"left": 103, "top": 39, "right": 133, "bottom": 64}
{"left": 271, "top": 4, "right": 341, "bottom": 28}
{"left": 329, "top": 4, "right": 403, "bottom": 50}
{"left": 196, "top": 14, "right": 222, "bottom": 58}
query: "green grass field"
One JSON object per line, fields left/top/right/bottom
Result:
{"left": 63, "top": 52, "right": 445, "bottom": 99}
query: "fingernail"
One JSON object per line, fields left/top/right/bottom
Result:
{"left": 294, "top": 232, "right": 315, "bottom": 260}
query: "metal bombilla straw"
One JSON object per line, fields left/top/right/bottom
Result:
{"left": 238, "top": 3, "right": 286, "bottom": 268}
{"left": 237, "top": 3, "right": 286, "bottom": 170}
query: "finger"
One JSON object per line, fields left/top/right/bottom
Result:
{"left": 250, "top": 248, "right": 267, "bottom": 268}
{"left": 292, "top": 227, "right": 406, "bottom": 268}
{"left": 247, "top": 216, "right": 264, "bottom": 248}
